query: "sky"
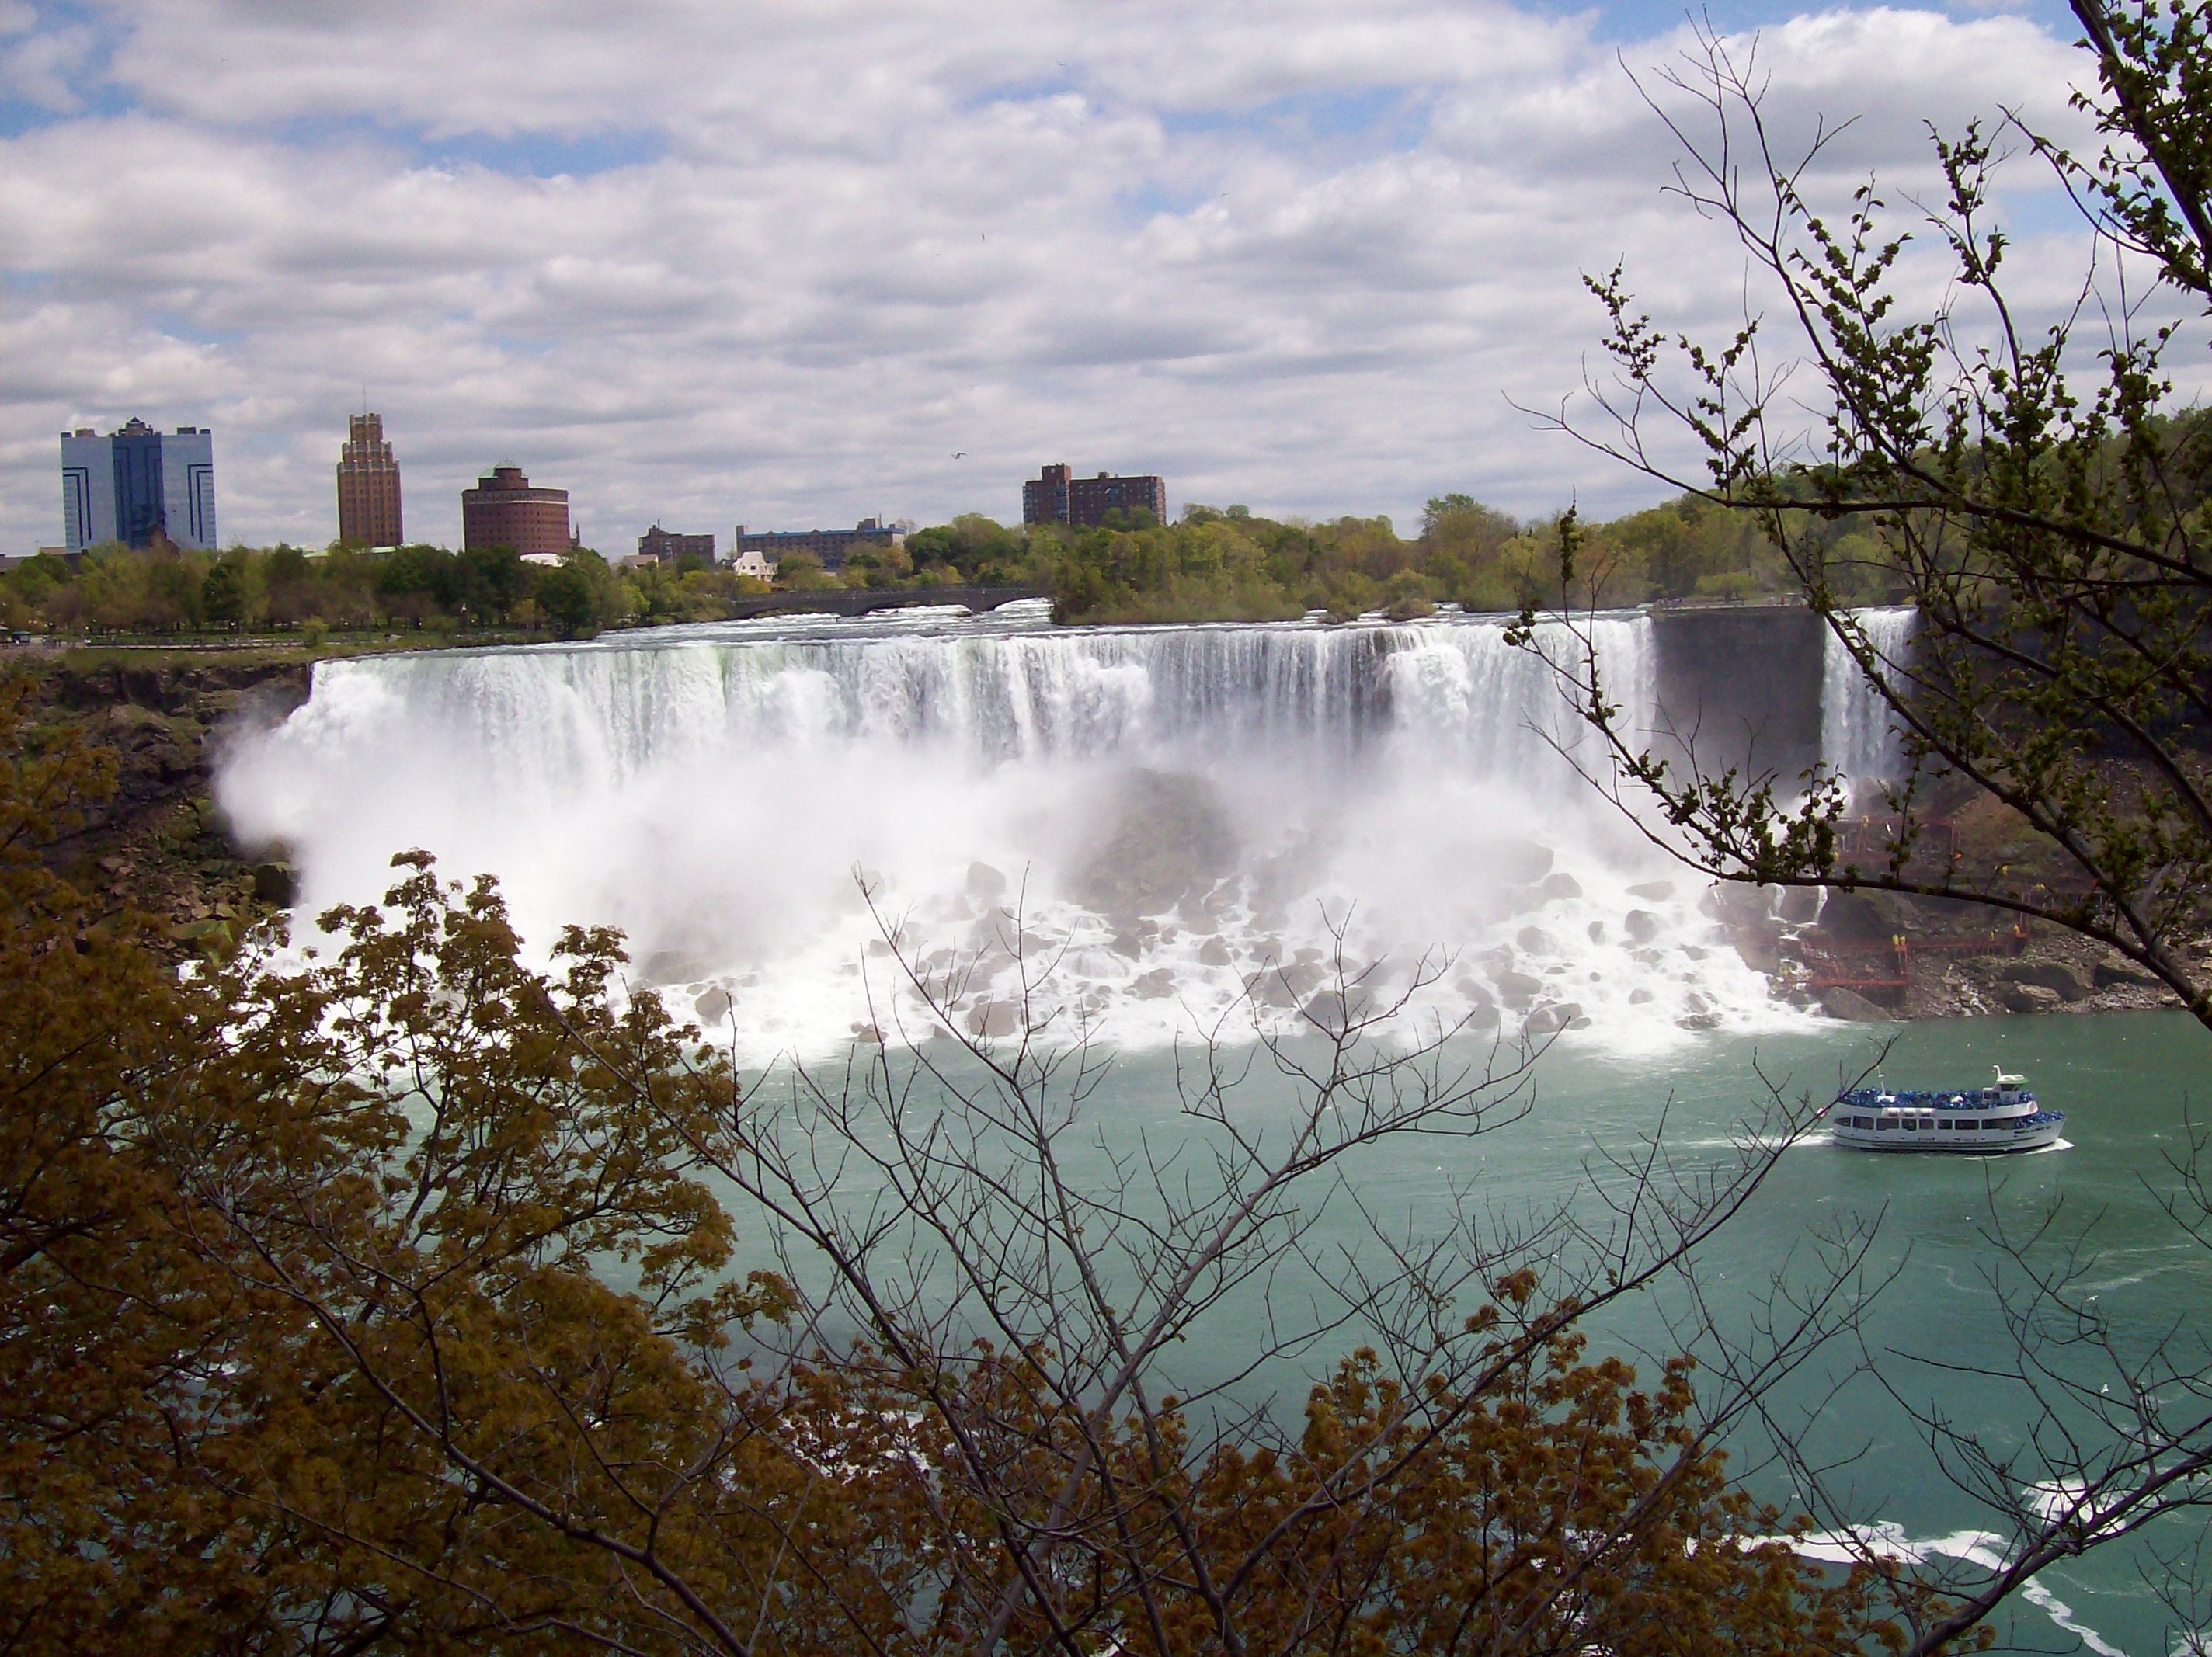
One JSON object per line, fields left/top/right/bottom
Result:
{"left": 0, "top": 0, "right": 2124, "bottom": 554}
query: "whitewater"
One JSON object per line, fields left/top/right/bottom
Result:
{"left": 220, "top": 602, "right": 1909, "bottom": 1061}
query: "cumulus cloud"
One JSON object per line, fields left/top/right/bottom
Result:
{"left": 0, "top": 0, "right": 2130, "bottom": 552}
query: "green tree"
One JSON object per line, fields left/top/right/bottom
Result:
{"left": 771, "top": 548, "right": 830, "bottom": 590}
{"left": 534, "top": 558, "right": 603, "bottom": 637}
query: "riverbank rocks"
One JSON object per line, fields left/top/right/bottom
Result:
{"left": 966, "top": 861, "right": 1008, "bottom": 901}
{"left": 694, "top": 986, "right": 732, "bottom": 1023}
{"left": 1622, "top": 909, "right": 1661, "bottom": 944}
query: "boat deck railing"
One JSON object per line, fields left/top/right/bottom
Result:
{"left": 1838, "top": 1089, "right": 2037, "bottom": 1111}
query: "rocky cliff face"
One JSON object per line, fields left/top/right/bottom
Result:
{"left": 13, "top": 652, "right": 312, "bottom": 953}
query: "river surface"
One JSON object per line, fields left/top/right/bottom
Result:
{"left": 221, "top": 606, "right": 2209, "bottom": 1653}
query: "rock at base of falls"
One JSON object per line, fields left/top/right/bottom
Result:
{"left": 694, "top": 986, "right": 732, "bottom": 1023}
{"left": 1515, "top": 926, "right": 1556, "bottom": 954}
{"left": 1301, "top": 988, "right": 1376, "bottom": 1034}
{"left": 1198, "top": 936, "right": 1233, "bottom": 966}
{"left": 1622, "top": 909, "right": 1662, "bottom": 944}
{"left": 1132, "top": 968, "right": 1178, "bottom": 999}
{"left": 966, "top": 861, "right": 1008, "bottom": 901}
{"left": 1523, "top": 1001, "right": 1587, "bottom": 1037}
{"left": 1490, "top": 968, "right": 1543, "bottom": 1009}
{"left": 1539, "top": 871, "right": 1583, "bottom": 904}
{"left": 1820, "top": 986, "right": 1895, "bottom": 1022}
{"left": 1244, "top": 961, "right": 1325, "bottom": 1009}
{"left": 965, "top": 1000, "right": 1023, "bottom": 1037}
{"left": 1075, "top": 770, "right": 1237, "bottom": 922}
{"left": 1626, "top": 879, "right": 1675, "bottom": 902}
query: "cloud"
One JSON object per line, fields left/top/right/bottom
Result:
{"left": 0, "top": 0, "right": 2147, "bottom": 554}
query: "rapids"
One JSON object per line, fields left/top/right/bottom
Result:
{"left": 219, "top": 603, "right": 1905, "bottom": 1059}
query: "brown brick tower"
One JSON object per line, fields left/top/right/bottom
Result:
{"left": 462, "top": 464, "right": 572, "bottom": 558}
{"left": 336, "top": 412, "right": 405, "bottom": 547}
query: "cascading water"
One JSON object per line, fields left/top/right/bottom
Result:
{"left": 1819, "top": 606, "right": 1916, "bottom": 799}
{"left": 220, "top": 603, "right": 1796, "bottom": 1057}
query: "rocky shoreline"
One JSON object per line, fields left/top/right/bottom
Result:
{"left": 14, "top": 652, "right": 310, "bottom": 954}
{"left": 1710, "top": 880, "right": 2183, "bottom": 1024}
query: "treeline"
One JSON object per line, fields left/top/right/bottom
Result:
{"left": 842, "top": 494, "right": 1908, "bottom": 624}
{"left": 0, "top": 488, "right": 1907, "bottom": 642}
{"left": 0, "top": 541, "right": 769, "bottom": 640}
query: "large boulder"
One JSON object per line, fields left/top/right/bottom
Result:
{"left": 2000, "top": 981, "right": 2064, "bottom": 1014}
{"left": 1622, "top": 908, "right": 1662, "bottom": 944}
{"left": 1820, "top": 986, "right": 1894, "bottom": 1022}
{"left": 2092, "top": 958, "right": 2162, "bottom": 990}
{"left": 1539, "top": 871, "right": 1584, "bottom": 904}
{"left": 1998, "top": 959, "right": 2093, "bottom": 1002}
{"left": 1523, "top": 1001, "right": 1588, "bottom": 1037}
{"left": 1490, "top": 968, "right": 1544, "bottom": 1009}
{"left": 965, "top": 999, "right": 1022, "bottom": 1037}
{"left": 1301, "top": 988, "right": 1376, "bottom": 1034}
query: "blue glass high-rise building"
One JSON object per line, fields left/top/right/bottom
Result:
{"left": 61, "top": 418, "right": 218, "bottom": 551}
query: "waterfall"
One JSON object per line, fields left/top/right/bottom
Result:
{"left": 221, "top": 606, "right": 1793, "bottom": 1057}
{"left": 1819, "top": 606, "right": 1915, "bottom": 798}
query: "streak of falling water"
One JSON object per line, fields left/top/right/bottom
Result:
{"left": 1819, "top": 606, "right": 1917, "bottom": 800}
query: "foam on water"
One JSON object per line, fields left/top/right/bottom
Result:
{"left": 221, "top": 608, "right": 1809, "bottom": 1060}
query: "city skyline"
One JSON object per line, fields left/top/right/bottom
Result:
{"left": 0, "top": 0, "right": 2170, "bottom": 557}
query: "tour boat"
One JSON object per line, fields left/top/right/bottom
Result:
{"left": 1828, "top": 1068, "right": 2066, "bottom": 1153}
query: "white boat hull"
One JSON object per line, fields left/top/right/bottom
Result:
{"left": 1830, "top": 1114, "right": 2066, "bottom": 1153}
